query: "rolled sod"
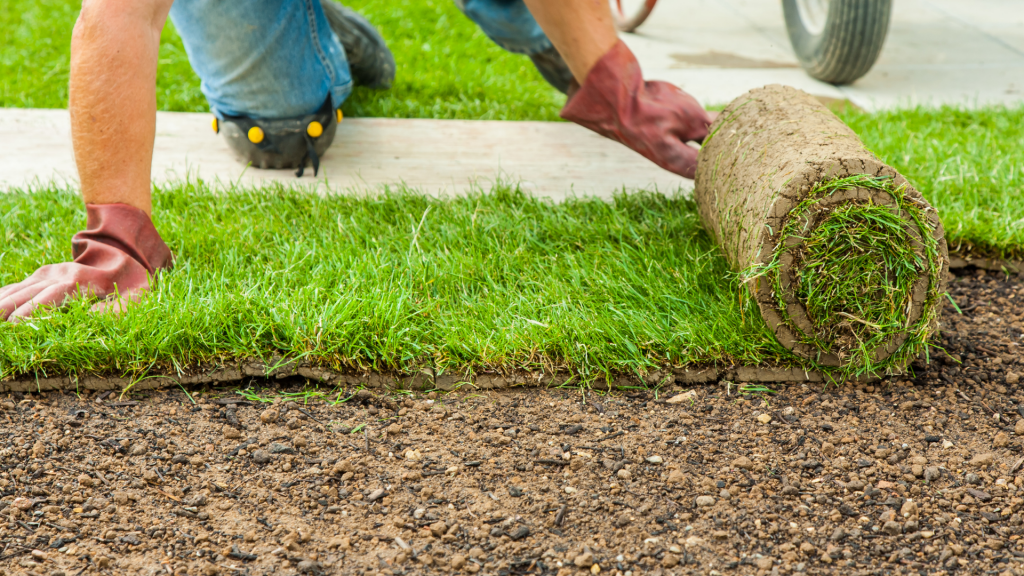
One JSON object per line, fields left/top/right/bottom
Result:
{"left": 695, "top": 85, "right": 948, "bottom": 375}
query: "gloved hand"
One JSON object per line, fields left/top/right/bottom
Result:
{"left": 0, "top": 203, "right": 173, "bottom": 321}
{"left": 560, "top": 39, "right": 712, "bottom": 179}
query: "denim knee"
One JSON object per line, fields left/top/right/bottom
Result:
{"left": 453, "top": 0, "right": 553, "bottom": 55}
{"left": 169, "top": 0, "right": 352, "bottom": 119}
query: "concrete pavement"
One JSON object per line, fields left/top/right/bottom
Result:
{"left": 623, "top": 0, "right": 1024, "bottom": 110}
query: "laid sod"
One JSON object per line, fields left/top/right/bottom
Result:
{"left": 2, "top": 0, "right": 1023, "bottom": 381}
{"left": 0, "top": 183, "right": 785, "bottom": 381}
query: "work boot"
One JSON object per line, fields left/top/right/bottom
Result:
{"left": 529, "top": 45, "right": 575, "bottom": 95}
{"left": 320, "top": 0, "right": 395, "bottom": 90}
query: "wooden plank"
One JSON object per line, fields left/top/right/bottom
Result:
{"left": 0, "top": 108, "right": 692, "bottom": 200}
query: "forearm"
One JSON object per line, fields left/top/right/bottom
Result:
{"left": 522, "top": 0, "right": 619, "bottom": 82}
{"left": 69, "top": 0, "right": 174, "bottom": 214}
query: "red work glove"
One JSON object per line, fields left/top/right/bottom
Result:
{"left": 0, "top": 203, "right": 173, "bottom": 321}
{"left": 560, "top": 39, "right": 712, "bottom": 179}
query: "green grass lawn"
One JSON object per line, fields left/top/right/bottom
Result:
{"left": 0, "top": 0, "right": 565, "bottom": 120}
{"left": 1, "top": 0, "right": 1023, "bottom": 381}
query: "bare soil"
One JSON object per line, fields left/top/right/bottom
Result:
{"left": 2, "top": 267, "right": 1024, "bottom": 576}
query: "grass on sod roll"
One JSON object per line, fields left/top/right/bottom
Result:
{"left": 0, "top": 182, "right": 787, "bottom": 382}
{"left": 743, "top": 174, "right": 943, "bottom": 378}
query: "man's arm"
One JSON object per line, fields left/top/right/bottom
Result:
{"left": 0, "top": 0, "right": 174, "bottom": 321}
{"left": 519, "top": 0, "right": 618, "bottom": 83}
{"left": 522, "top": 0, "right": 713, "bottom": 180}
{"left": 72, "top": 0, "right": 175, "bottom": 213}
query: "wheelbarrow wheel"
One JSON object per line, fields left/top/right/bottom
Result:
{"left": 610, "top": 0, "right": 658, "bottom": 32}
{"left": 783, "top": 0, "right": 893, "bottom": 85}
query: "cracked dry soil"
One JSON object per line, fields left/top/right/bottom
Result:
{"left": 3, "top": 268, "right": 1024, "bottom": 576}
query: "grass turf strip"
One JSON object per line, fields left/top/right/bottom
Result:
{"left": 0, "top": 184, "right": 786, "bottom": 381}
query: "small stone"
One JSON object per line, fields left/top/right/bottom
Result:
{"left": 695, "top": 495, "right": 715, "bottom": 507}
{"left": 142, "top": 469, "right": 159, "bottom": 484}
{"left": 881, "top": 521, "right": 902, "bottom": 535}
{"left": 900, "top": 501, "right": 918, "bottom": 517}
{"left": 923, "top": 467, "right": 941, "bottom": 482}
{"left": 942, "top": 440, "right": 954, "bottom": 449}
{"left": 732, "top": 456, "right": 753, "bottom": 470}
{"left": 616, "top": 469, "right": 631, "bottom": 481}
{"left": 719, "top": 489, "right": 731, "bottom": 500}
{"left": 294, "top": 436, "right": 308, "bottom": 448}
{"left": 286, "top": 418, "right": 301, "bottom": 430}
{"left": 645, "top": 455, "right": 663, "bottom": 464}
{"left": 574, "top": 552, "right": 595, "bottom": 568}
{"left": 405, "top": 450, "right": 423, "bottom": 461}
{"left": 665, "top": 391, "right": 697, "bottom": 404}
{"left": 260, "top": 409, "right": 279, "bottom": 424}
{"left": 971, "top": 453, "right": 996, "bottom": 467}
{"left": 509, "top": 526, "right": 530, "bottom": 541}
{"left": 755, "top": 557, "right": 774, "bottom": 569}
{"left": 268, "top": 443, "right": 295, "bottom": 455}
{"left": 1016, "top": 419, "right": 1024, "bottom": 436}
{"left": 77, "top": 473, "right": 94, "bottom": 487}
{"left": 12, "top": 497, "right": 34, "bottom": 511}
{"left": 667, "top": 469, "right": 685, "bottom": 484}
{"left": 995, "top": 432, "right": 1010, "bottom": 447}
{"left": 387, "top": 423, "right": 402, "bottom": 435}
{"left": 451, "top": 555, "right": 467, "bottom": 570}
{"left": 661, "top": 553, "right": 679, "bottom": 568}
{"left": 757, "top": 413, "right": 772, "bottom": 424}
{"left": 911, "top": 464, "right": 924, "bottom": 477}
{"left": 252, "top": 450, "right": 273, "bottom": 464}
{"left": 223, "top": 425, "right": 241, "bottom": 439}
{"left": 799, "top": 542, "right": 815, "bottom": 554}
{"left": 987, "top": 538, "right": 1005, "bottom": 551}
{"left": 1007, "top": 372, "right": 1021, "bottom": 385}
{"left": 367, "top": 488, "right": 388, "bottom": 502}
{"left": 429, "top": 521, "right": 447, "bottom": 537}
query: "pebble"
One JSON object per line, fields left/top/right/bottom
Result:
{"left": 616, "top": 469, "right": 631, "bottom": 481}
{"left": 665, "top": 391, "right": 697, "bottom": 404}
{"left": 367, "top": 488, "right": 388, "bottom": 502}
{"left": 995, "top": 432, "right": 1009, "bottom": 447}
{"left": 260, "top": 409, "right": 279, "bottom": 424}
{"left": 970, "top": 453, "right": 996, "bottom": 467}
{"left": 223, "top": 425, "right": 241, "bottom": 439}
{"left": 695, "top": 495, "right": 715, "bottom": 507}
{"left": 574, "top": 552, "right": 595, "bottom": 567}
{"left": 756, "top": 414, "right": 772, "bottom": 424}
{"left": 732, "top": 456, "right": 753, "bottom": 470}
{"left": 1016, "top": 419, "right": 1024, "bottom": 436}
{"left": 645, "top": 455, "right": 663, "bottom": 464}
{"left": 252, "top": 450, "right": 273, "bottom": 464}
{"left": 13, "top": 497, "right": 34, "bottom": 511}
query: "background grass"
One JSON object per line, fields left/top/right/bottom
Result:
{"left": 0, "top": 0, "right": 565, "bottom": 120}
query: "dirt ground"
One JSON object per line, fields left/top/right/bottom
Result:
{"left": 2, "top": 267, "right": 1024, "bottom": 576}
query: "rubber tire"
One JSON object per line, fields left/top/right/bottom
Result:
{"left": 783, "top": 0, "right": 892, "bottom": 85}
{"left": 610, "top": 0, "right": 658, "bottom": 33}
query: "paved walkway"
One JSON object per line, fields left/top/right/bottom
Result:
{"left": 0, "top": 108, "right": 691, "bottom": 199}
{"left": 624, "top": 0, "right": 1024, "bottom": 110}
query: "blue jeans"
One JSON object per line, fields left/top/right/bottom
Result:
{"left": 169, "top": 0, "right": 552, "bottom": 120}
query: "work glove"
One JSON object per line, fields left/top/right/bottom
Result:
{"left": 0, "top": 203, "right": 173, "bottom": 321}
{"left": 560, "top": 39, "right": 712, "bottom": 179}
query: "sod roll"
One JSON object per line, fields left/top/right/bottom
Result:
{"left": 695, "top": 85, "right": 948, "bottom": 373}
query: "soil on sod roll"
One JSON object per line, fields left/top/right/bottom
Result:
{"left": 2, "top": 267, "right": 1022, "bottom": 576}
{"left": 695, "top": 85, "right": 948, "bottom": 377}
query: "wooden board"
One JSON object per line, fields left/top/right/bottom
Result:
{"left": 0, "top": 108, "right": 692, "bottom": 200}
